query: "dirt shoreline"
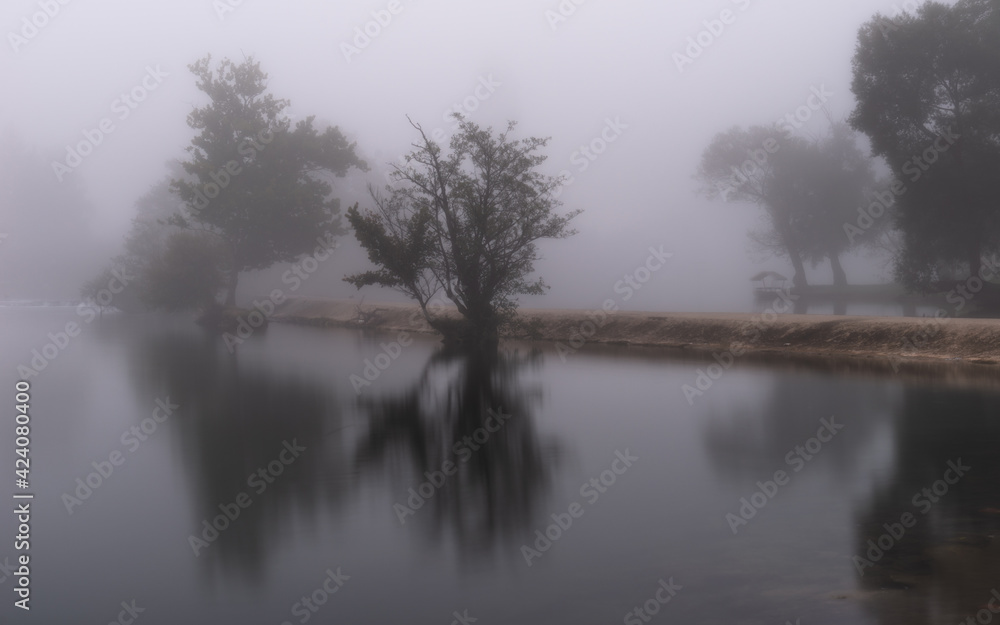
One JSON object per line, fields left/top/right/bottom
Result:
{"left": 270, "top": 297, "right": 1000, "bottom": 367}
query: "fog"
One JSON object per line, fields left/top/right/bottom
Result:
{"left": 2, "top": 0, "right": 906, "bottom": 311}
{"left": 6, "top": 4, "right": 999, "bottom": 622}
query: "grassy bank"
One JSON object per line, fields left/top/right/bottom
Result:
{"left": 271, "top": 297, "right": 1000, "bottom": 366}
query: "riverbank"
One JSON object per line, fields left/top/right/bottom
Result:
{"left": 271, "top": 297, "right": 1000, "bottom": 366}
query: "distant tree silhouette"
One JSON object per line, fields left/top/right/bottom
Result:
{"left": 171, "top": 55, "right": 366, "bottom": 306}
{"left": 698, "top": 123, "right": 877, "bottom": 287}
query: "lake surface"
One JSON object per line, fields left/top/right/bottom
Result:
{"left": 2, "top": 307, "right": 999, "bottom": 624}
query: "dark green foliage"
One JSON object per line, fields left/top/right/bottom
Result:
{"left": 171, "top": 55, "right": 367, "bottom": 305}
{"left": 140, "top": 232, "right": 227, "bottom": 311}
{"left": 850, "top": 0, "right": 1000, "bottom": 290}
{"left": 81, "top": 162, "right": 187, "bottom": 313}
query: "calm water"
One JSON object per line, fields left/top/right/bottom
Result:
{"left": 2, "top": 308, "right": 999, "bottom": 625}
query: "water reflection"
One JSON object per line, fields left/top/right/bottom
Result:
{"left": 853, "top": 386, "right": 1000, "bottom": 624}
{"left": 696, "top": 368, "right": 1000, "bottom": 622}
{"left": 14, "top": 307, "right": 1000, "bottom": 623}
{"left": 125, "top": 323, "right": 557, "bottom": 577}
{"left": 752, "top": 289, "right": 936, "bottom": 316}
{"left": 127, "top": 327, "right": 348, "bottom": 580}
{"left": 353, "top": 346, "right": 556, "bottom": 560}
{"left": 701, "top": 373, "right": 897, "bottom": 481}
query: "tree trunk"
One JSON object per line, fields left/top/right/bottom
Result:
{"left": 969, "top": 246, "right": 982, "bottom": 280}
{"left": 775, "top": 219, "right": 808, "bottom": 288}
{"left": 224, "top": 272, "right": 238, "bottom": 307}
{"left": 829, "top": 252, "right": 847, "bottom": 287}
{"left": 428, "top": 309, "right": 499, "bottom": 347}
{"left": 790, "top": 254, "right": 808, "bottom": 288}
{"left": 223, "top": 241, "right": 240, "bottom": 308}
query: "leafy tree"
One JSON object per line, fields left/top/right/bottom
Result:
{"left": 171, "top": 55, "right": 367, "bottom": 306}
{"left": 699, "top": 123, "right": 878, "bottom": 287}
{"left": 698, "top": 126, "right": 814, "bottom": 287}
{"left": 139, "top": 232, "right": 227, "bottom": 311}
{"left": 791, "top": 122, "right": 879, "bottom": 286}
{"left": 850, "top": 0, "right": 1000, "bottom": 288}
{"left": 125, "top": 162, "right": 187, "bottom": 268}
{"left": 84, "top": 162, "right": 189, "bottom": 313}
{"left": 346, "top": 116, "right": 579, "bottom": 345}
{"left": 80, "top": 266, "right": 127, "bottom": 317}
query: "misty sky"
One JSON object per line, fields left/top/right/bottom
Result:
{"left": 1, "top": 0, "right": 916, "bottom": 310}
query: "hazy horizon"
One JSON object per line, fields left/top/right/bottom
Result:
{"left": 2, "top": 0, "right": 916, "bottom": 311}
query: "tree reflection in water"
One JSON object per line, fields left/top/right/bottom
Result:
{"left": 353, "top": 346, "right": 557, "bottom": 561}
{"left": 128, "top": 328, "right": 348, "bottom": 581}
{"left": 852, "top": 386, "right": 1000, "bottom": 625}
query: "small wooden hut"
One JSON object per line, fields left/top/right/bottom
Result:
{"left": 751, "top": 271, "right": 789, "bottom": 294}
